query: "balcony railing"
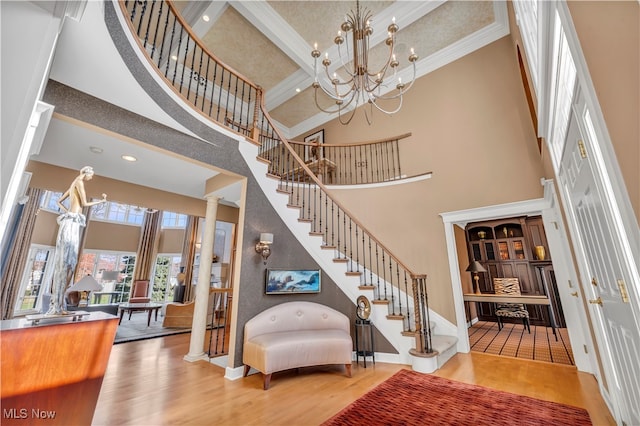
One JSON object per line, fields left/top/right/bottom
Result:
{"left": 287, "top": 133, "right": 412, "bottom": 185}
{"left": 119, "top": 0, "right": 432, "bottom": 354}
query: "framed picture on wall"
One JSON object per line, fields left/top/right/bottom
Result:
{"left": 265, "top": 269, "right": 321, "bottom": 294}
{"left": 304, "top": 129, "right": 324, "bottom": 162}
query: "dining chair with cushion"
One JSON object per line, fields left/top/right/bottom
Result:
{"left": 493, "top": 277, "right": 530, "bottom": 333}
{"left": 129, "top": 280, "right": 151, "bottom": 303}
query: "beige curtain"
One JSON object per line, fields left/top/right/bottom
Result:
{"left": 1, "top": 188, "right": 43, "bottom": 319}
{"left": 181, "top": 216, "right": 199, "bottom": 302}
{"left": 133, "top": 210, "right": 162, "bottom": 281}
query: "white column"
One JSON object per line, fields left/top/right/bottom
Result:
{"left": 184, "top": 194, "right": 220, "bottom": 362}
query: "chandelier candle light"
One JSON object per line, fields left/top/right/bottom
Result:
{"left": 311, "top": 0, "right": 418, "bottom": 124}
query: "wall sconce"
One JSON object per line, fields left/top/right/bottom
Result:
{"left": 255, "top": 233, "right": 273, "bottom": 264}
{"left": 465, "top": 259, "right": 487, "bottom": 295}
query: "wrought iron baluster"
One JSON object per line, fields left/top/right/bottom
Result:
{"left": 186, "top": 39, "right": 196, "bottom": 101}
{"left": 177, "top": 28, "right": 189, "bottom": 92}
{"left": 166, "top": 16, "right": 177, "bottom": 80}
{"left": 136, "top": 0, "right": 147, "bottom": 34}
{"left": 216, "top": 69, "right": 225, "bottom": 122}
{"left": 200, "top": 56, "right": 211, "bottom": 112}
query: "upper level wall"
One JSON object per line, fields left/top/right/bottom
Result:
{"left": 323, "top": 36, "right": 544, "bottom": 323}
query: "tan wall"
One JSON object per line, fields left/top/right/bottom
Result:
{"left": 31, "top": 210, "right": 59, "bottom": 245}
{"left": 159, "top": 228, "right": 186, "bottom": 253}
{"left": 31, "top": 210, "right": 141, "bottom": 252}
{"left": 84, "top": 221, "right": 139, "bottom": 252}
{"left": 324, "top": 37, "right": 544, "bottom": 322}
{"left": 567, "top": 1, "right": 639, "bottom": 224}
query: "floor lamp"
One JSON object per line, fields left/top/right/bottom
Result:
{"left": 465, "top": 260, "right": 487, "bottom": 295}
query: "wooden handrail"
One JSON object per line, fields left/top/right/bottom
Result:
{"left": 290, "top": 133, "right": 412, "bottom": 148}
{"left": 254, "top": 96, "right": 415, "bottom": 276}
{"left": 162, "top": 2, "right": 259, "bottom": 92}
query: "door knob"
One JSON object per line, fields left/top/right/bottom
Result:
{"left": 570, "top": 292, "right": 578, "bottom": 297}
{"left": 588, "top": 297, "right": 603, "bottom": 306}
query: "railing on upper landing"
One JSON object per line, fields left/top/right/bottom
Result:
{"left": 288, "top": 133, "right": 412, "bottom": 186}
{"left": 118, "top": 0, "right": 432, "bottom": 354}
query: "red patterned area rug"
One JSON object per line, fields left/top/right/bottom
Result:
{"left": 322, "top": 369, "right": 591, "bottom": 426}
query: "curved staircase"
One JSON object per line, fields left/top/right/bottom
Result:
{"left": 110, "top": 0, "right": 458, "bottom": 371}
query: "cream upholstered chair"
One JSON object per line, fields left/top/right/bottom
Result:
{"left": 493, "top": 277, "right": 530, "bottom": 333}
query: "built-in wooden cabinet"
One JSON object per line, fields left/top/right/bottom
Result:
{"left": 465, "top": 216, "right": 561, "bottom": 326}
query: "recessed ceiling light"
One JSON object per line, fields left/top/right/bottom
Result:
{"left": 295, "top": 88, "right": 301, "bottom": 93}
{"left": 121, "top": 155, "right": 137, "bottom": 162}
{"left": 89, "top": 146, "right": 103, "bottom": 154}
{"left": 171, "top": 55, "right": 178, "bottom": 61}
{"left": 202, "top": 15, "right": 210, "bottom": 22}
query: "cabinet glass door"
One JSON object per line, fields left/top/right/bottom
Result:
{"left": 484, "top": 242, "right": 496, "bottom": 260}
{"left": 498, "top": 242, "right": 510, "bottom": 260}
{"left": 513, "top": 240, "right": 526, "bottom": 259}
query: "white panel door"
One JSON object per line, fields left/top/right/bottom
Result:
{"left": 559, "top": 110, "right": 640, "bottom": 425}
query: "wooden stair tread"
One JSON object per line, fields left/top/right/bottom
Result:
{"left": 333, "top": 258, "right": 348, "bottom": 263}
{"left": 386, "top": 314, "right": 405, "bottom": 320}
{"left": 345, "top": 271, "right": 361, "bottom": 276}
{"left": 320, "top": 245, "right": 336, "bottom": 250}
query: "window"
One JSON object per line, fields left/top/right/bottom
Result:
{"left": 152, "top": 255, "right": 182, "bottom": 303}
{"left": 547, "top": 11, "right": 577, "bottom": 170}
{"left": 161, "top": 211, "right": 187, "bottom": 229}
{"left": 90, "top": 201, "right": 145, "bottom": 226}
{"left": 77, "top": 251, "right": 137, "bottom": 303}
{"left": 39, "top": 191, "right": 67, "bottom": 213}
{"left": 513, "top": 0, "right": 539, "bottom": 94}
{"left": 14, "top": 246, "right": 55, "bottom": 315}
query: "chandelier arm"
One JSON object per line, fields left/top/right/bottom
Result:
{"left": 369, "top": 62, "right": 418, "bottom": 101}
{"left": 320, "top": 65, "right": 357, "bottom": 97}
{"left": 370, "top": 96, "right": 403, "bottom": 115}
{"left": 313, "top": 85, "right": 359, "bottom": 112}
{"left": 338, "top": 107, "right": 357, "bottom": 126}
{"left": 336, "top": 37, "right": 355, "bottom": 76}
{"left": 315, "top": 76, "right": 358, "bottom": 103}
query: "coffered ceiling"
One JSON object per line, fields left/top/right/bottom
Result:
{"left": 24, "top": 1, "right": 510, "bottom": 209}
{"left": 172, "top": 0, "right": 509, "bottom": 138}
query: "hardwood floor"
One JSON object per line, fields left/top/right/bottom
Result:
{"left": 92, "top": 333, "right": 615, "bottom": 425}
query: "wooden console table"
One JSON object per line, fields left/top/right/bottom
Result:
{"left": 463, "top": 293, "right": 558, "bottom": 339}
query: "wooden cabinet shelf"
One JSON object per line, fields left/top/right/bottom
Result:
{"left": 464, "top": 216, "right": 561, "bottom": 327}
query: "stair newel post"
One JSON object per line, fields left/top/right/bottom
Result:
{"left": 411, "top": 274, "right": 433, "bottom": 354}
{"left": 250, "top": 86, "right": 262, "bottom": 143}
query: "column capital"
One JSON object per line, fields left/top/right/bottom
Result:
{"left": 204, "top": 194, "right": 222, "bottom": 202}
